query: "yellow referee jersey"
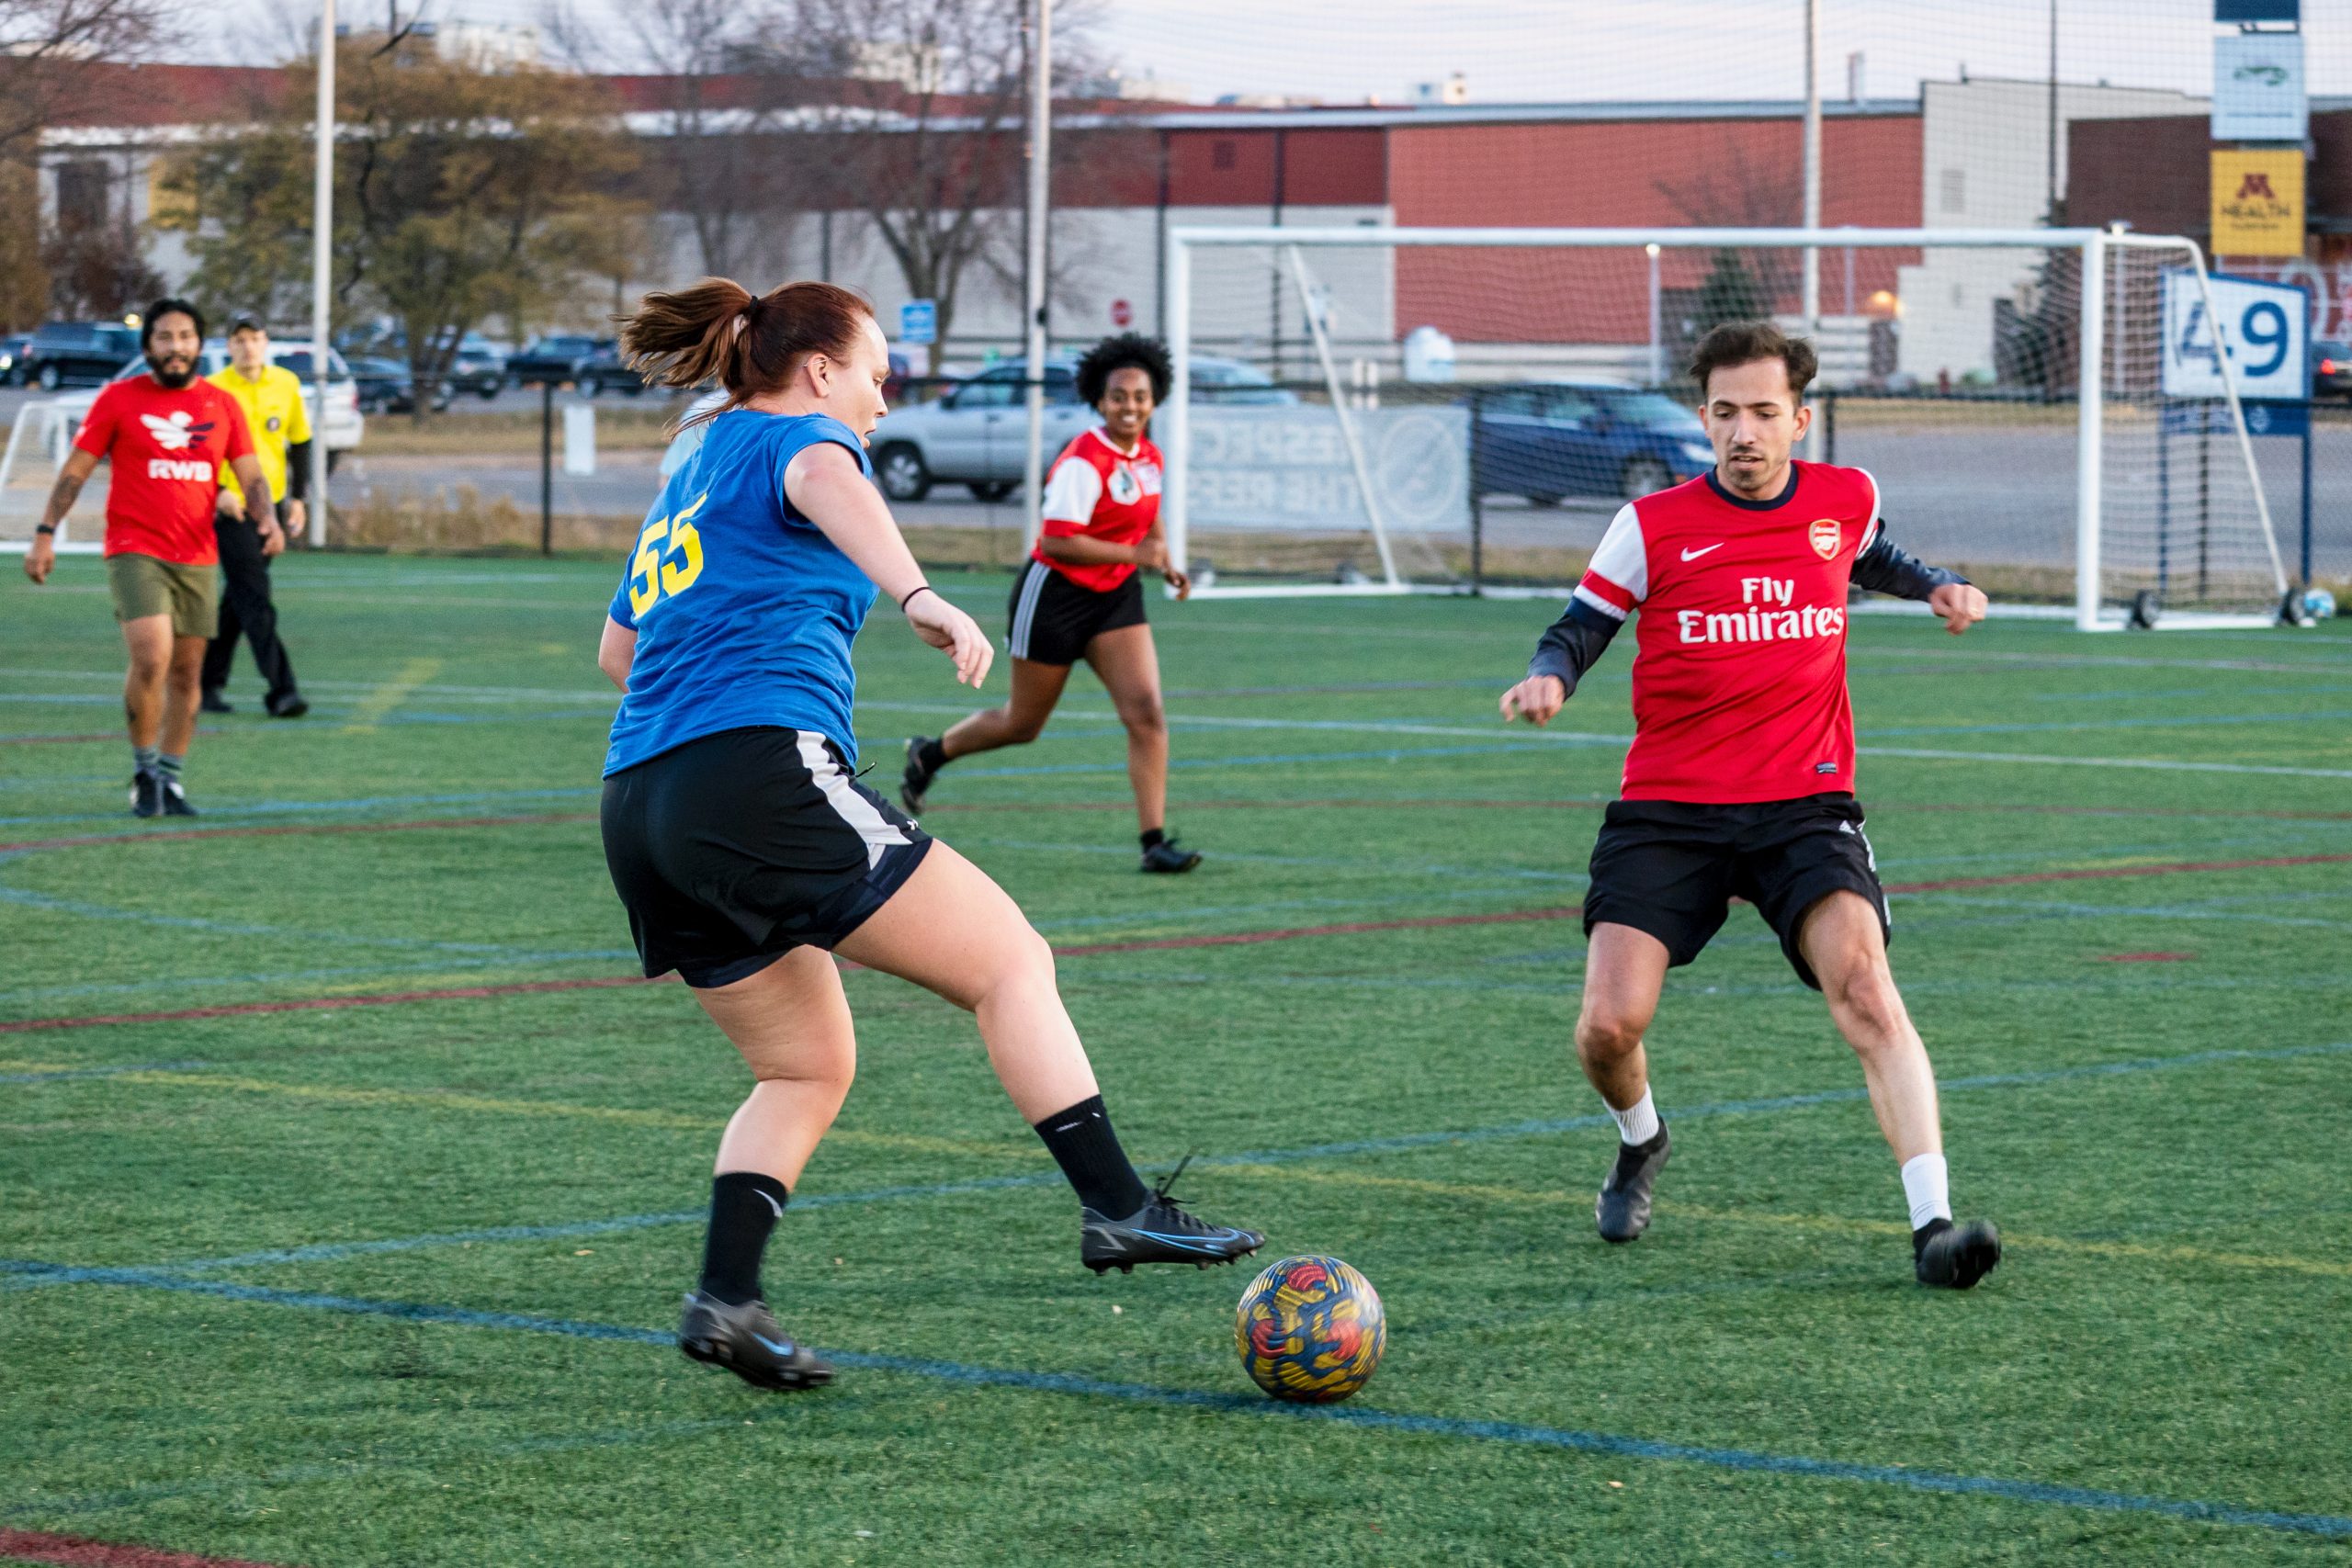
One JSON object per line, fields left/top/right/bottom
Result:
{"left": 209, "top": 363, "right": 312, "bottom": 504}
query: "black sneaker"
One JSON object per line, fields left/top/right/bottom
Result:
{"left": 900, "top": 735, "right": 939, "bottom": 813}
{"left": 1081, "top": 1157, "right": 1263, "bottom": 1274}
{"left": 1139, "top": 836, "right": 1203, "bottom": 874}
{"left": 158, "top": 776, "right": 198, "bottom": 818}
{"left": 129, "top": 771, "right": 163, "bottom": 818}
{"left": 1595, "top": 1125, "right": 1670, "bottom": 1243}
{"left": 199, "top": 689, "right": 234, "bottom": 715}
{"left": 677, "top": 1291, "right": 834, "bottom": 1391}
{"left": 266, "top": 690, "right": 309, "bottom": 718}
{"left": 1914, "top": 1218, "right": 2002, "bottom": 1290}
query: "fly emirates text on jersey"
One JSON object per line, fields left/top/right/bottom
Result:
{"left": 1674, "top": 576, "right": 1848, "bottom": 646}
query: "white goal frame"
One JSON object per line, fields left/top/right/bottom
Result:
{"left": 1162, "top": 225, "right": 2291, "bottom": 630}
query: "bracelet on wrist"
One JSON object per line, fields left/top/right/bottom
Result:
{"left": 34, "top": 524, "right": 56, "bottom": 536}
{"left": 899, "top": 584, "right": 934, "bottom": 610}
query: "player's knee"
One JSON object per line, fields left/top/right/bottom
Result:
{"left": 1574, "top": 1010, "right": 1645, "bottom": 1063}
{"left": 1828, "top": 956, "right": 1904, "bottom": 1044}
{"left": 1003, "top": 709, "right": 1050, "bottom": 745}
{"left": 1117, "top": 695, "right": 1166, "bottom": 737}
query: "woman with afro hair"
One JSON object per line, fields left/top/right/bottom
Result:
{"left": 901, "top": 333, "right": 1202, "bottom": 873}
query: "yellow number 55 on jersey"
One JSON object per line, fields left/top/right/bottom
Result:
{"left": 627, "top": 491, "right": 708, "bottom": 619}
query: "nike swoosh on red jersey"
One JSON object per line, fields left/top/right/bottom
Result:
{"left": 1679, "top": 543, "right": 1724, "bottom": 561}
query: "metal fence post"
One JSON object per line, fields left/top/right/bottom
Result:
{"left": 1467, "top": 384, "right": 1485, "bottom": 595}
{"left": 2301, "top": 399, "right": 2314, "bottom": 588}
{"left": 539, "top": 381, "right": 554, "bottom": 558}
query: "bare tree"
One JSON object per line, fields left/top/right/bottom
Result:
{"left": 763, "top": 0, "right": 1032, "bottom": 371}
{"left": 0, "top": 0, "right": 178, "bottom": 164}
{"left": 546, "top": 0, "right": 805, "bottom": 279}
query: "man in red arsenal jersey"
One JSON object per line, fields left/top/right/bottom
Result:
{"left": 1498, "top": 321, "right": 2001, "bottom": 1290}
{"left": 21, "top": 299, "right": 280, "bottom": 818}
{"left": 901, "top": 334, "right": 1204, "bottom": 873}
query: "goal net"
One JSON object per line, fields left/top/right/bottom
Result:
{"left": 1162, "top": 226, "right": 2291, "bottom": 629}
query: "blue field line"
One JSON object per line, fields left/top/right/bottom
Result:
{"left": 2033, "top": 682, "right": 2352, "bottom": 704}
{"left": 0, "top": 1058, "right": 207, "bottom": 1085}
{"left": 0, "top": 951, "right": 640, "bottom": 1007}
{"left": 3, "top": 1266, "right": 2346, "bottom": 1540}
{"left": 1861, "top": 707, "right": 2352, "bottom": 739}
{"left": 0, "top": 880, "right": 632, "bottom": 958}
{"left": 11, "top": 1040, "right": 2343, "bottom": 1296}
{"left": 0, "top": 785, "right": 603, "bottom": 833}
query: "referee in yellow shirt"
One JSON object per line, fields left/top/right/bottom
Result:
{"left": 203, "top": 313, "right": 308, "bottom": 717}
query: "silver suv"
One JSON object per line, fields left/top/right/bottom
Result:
{"left": 868, "top": 355, "right": 1295, "bottom": 502}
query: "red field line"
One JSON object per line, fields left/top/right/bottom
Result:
{"left": 1883, "top": 852, "right": 2352, "bottom": 894}
{"left": 1053, "top": 905, "right": 1585, "bottom": 957}
{"left": 0, "top": 814, "right": 595, "bottom": 857}
{"left": 0, "top": 1529, "right": 293, "bottom": 1568}
{"left": 0, "top": 976, "right": 660, "bottom": 1035}
{"left": 2, "top": 851, "right": 2342, "bottom": 1036}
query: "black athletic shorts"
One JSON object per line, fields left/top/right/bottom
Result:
{"left": 601, "top": 726, "right": 933, "bottom": 989}
{"left": 1005, "top": 557, "right": 1148, "bottom": 666}
{"left": 1581, "top": 792, "right": 1889, "bottom": 990}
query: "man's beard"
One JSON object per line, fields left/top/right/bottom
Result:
{"left": 147, "top": 353, "right": 196, "bottom": 389}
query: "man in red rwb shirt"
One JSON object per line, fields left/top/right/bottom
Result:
{"left": 901, "top": 333, "right": 1204, "bottom": 873}
{"left": 1498, "top": 321, "right": 2002, "bottom": 1291}
{"left": 21, "top": 299, "right": 280, "bottom": 818}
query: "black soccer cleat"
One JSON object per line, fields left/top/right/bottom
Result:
{"left": 899, "top": 735, "right": 939, "bottom": 814}
{"left": 199, "top": 689, "right": 234, "bottom": 715}
{"left": 1081, "top": 1157, "right": 1263, "bottom": 1273}
{"left": 677, "top": 1291, "right": 834, "bottom": 1391}
{"left": 159, "top": 777, "right": 197, "bottom": 818}
{"left": 129, "top": 771, "right": 163, "bottom": 818}
{"left": 1595, "top": 1125, "right": 1670, "bottom": 1244}
{"left": 1913, "top": 1217, "right": 2002, "bottom": 1290}
{"left": 266, "top": 690, "right": 309, "bottom": 719}
{"left": 1139, "top": 836, "right": 1203, "bottom": 874}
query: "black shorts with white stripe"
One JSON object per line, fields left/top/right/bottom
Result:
{"left": 1006, "top": 557, "right": 1148, "bottom": 666}
{"left": 601, "top": 726, "right": 933, "bottom": 988}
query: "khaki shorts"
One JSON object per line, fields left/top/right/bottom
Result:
{"left": 107, "top": 553, "right": 219, "bottom": 639}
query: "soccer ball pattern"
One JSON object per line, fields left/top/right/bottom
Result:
{"left": 1234, "top": 1255, "right": 1385, "bottom": 1403}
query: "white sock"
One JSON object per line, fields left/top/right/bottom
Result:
{"left": 1608, "top": 1088, "right": 1660, "bottom": 1146}
{"left": 1900, "top": 1152, "right": 1951, "bottom": 1232}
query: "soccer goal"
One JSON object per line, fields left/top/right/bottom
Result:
{"left": 0, "top": 400, "right": 102, "bottom": 555}
{"left": 1162, "top": 225, "right": 2293, "bottom": 630}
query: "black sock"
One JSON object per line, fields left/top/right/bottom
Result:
{"left": 1033, "top": 1095, "right": 1150, "bottom": 1218}
{"left": 916, "top": 737, "right": 948, "bottom": 773}
{"left": 1139, "top": 828, "right": 1166, "bottom": 851}
{"left": 698, "top": 1171, "right": 790, "bottom": 1305}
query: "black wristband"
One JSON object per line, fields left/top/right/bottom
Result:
{"left": 34, "top": 523, "right": 56, "bottom": 536}
{"left": 899, "top": 584, "right": 935, "bottom": 610}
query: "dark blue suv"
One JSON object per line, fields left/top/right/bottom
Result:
{"left": 1473, "top": 380, "right": 1716, "bottom": 505}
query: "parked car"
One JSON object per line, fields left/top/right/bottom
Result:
{"left": 55, "top": 340, "right": 366, "bottom": 466}
{"left": 348, "top": 355, "right": 454, "bottom": 415}
{"left": 866, "top": 355, "right": 1298, "bottom": 502}
{"left": 1470, "top": 379, "right": 1716, "bottom": 505}
{"left": 0, "top": 333, "right": 32, "bottom": 386}
{"left": 444, "top": 333, "right": 508, "bottom": 399}
{"left": 574, "top": 342, "right": 646, "bottom": 400}
{"left": 506, "top": 334, "right": 615, "bottom": 390}
{"left": 2315, "top": 341, "right": 2352, "bottom": 400}
{"left": 18, "top": 321, "right": 141, "bottom": 391}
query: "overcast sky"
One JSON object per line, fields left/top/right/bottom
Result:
{"left": 225, "top": 0, "right": 2351, "bottom": 105}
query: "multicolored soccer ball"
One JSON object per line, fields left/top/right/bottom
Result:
{"left": 1234, "top": 1255, "right": 1385, "bottom": 1403}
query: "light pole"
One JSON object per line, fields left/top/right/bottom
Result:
{"left": 1019, "top": 0, "right": 1052, "bottom": 542}
{"left": 1802, "top": 0, "right": 1823, "bottom": 456}
{"left": 308, "top": 0, "right": 334, "bottom": 546}
{"left": 1645, "top": 243, "right": 1663, "bottom": 387}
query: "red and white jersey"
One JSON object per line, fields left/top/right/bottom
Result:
{"left": 1032, "top": 425, "right": 1162, "bottom": 592}
{"left": 1575, "top": 461, "right": 1882, "bottom": 804}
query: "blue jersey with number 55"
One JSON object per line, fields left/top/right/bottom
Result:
{"left": 604, "top": 409, "right": 878, "bottom": 776}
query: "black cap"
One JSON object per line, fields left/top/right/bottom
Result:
{"left": 227, "top": 311, "right": 267, "bottom": 335}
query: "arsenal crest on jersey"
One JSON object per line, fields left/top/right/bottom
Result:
{"left": 1107, "top": 464, "right": 1143, "bottom": 506}
{"left": 1808, "top": 517, "right": 1841, "bottom": 559}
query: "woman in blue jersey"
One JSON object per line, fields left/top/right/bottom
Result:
{"left": 598, "top": 278, "right": 1262, "bottom": 1393}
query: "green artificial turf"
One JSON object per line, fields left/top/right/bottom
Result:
{"left": 3, "top": 554, "right": 2348, "bottom": 1565}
